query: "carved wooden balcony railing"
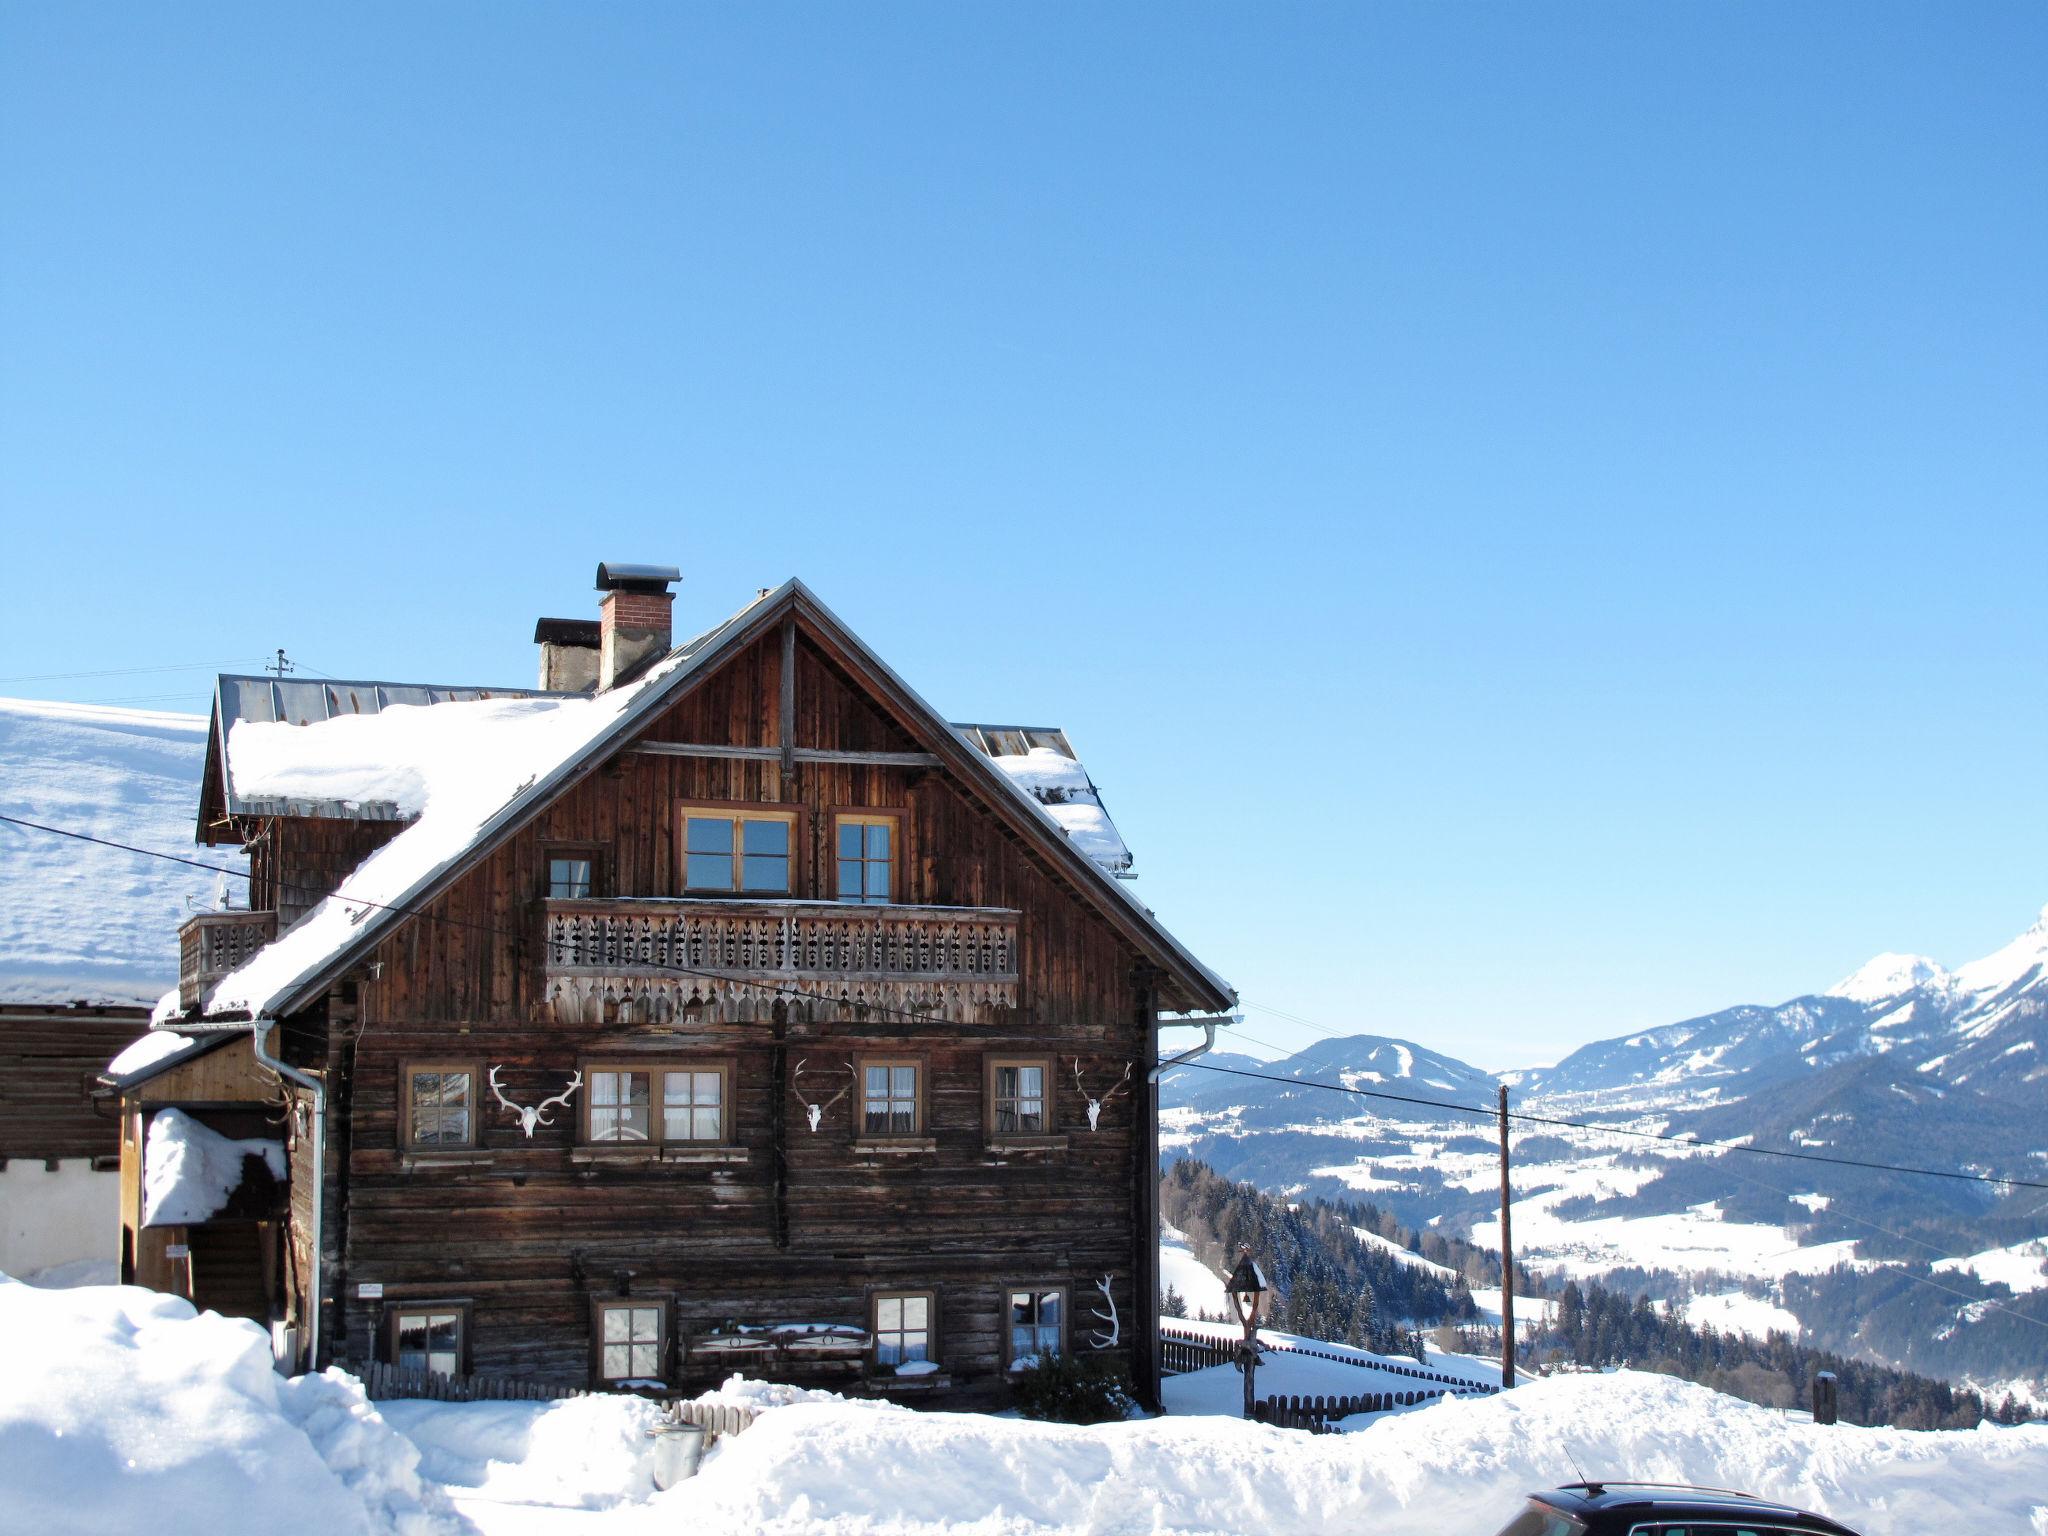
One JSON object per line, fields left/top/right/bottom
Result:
{"left": 178, "top": 909, "right": 277, "bottom": 1011}
{"left": 541, "top": 899, "right": 1021, "bottom": 1024}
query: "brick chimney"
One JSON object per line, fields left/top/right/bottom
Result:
{"left": 533, "top": 617, "right": 600, "bottom": 692}
{"left": 594, "top": 562, "right": 680, "bottom": 690}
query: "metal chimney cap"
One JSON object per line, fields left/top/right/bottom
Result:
{"left": 595, "top": 562, "right": 682, "bottom": 593}
{"left": 533, "top": 617, "right": 601, "bottom": 646}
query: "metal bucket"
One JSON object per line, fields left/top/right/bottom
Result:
{"left": 648, "top": 1421, "right": 708, "bottom": 1488}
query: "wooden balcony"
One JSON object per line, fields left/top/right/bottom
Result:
{"left": 178, "top": 910, "right": 277, "bottom": 1011}
{"left": 540, "top": 899, "right": 1021, "bottom": 1025}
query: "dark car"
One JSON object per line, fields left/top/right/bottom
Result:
{"left": 1492, "top": 1483, "right": 1862, "bottom": 1536}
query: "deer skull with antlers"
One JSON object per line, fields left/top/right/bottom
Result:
{"left": 790, "top": 1058, "right": 857, "bottom": 1133}
{"left": 1072, "top": 1058, "right": 1133, "bottom": 1133}
{"left": 488, "top": 1066, "right": 583, "bottom": 1138}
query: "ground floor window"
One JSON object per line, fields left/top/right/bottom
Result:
{"left": 871, "top": 1291, "right": 934, "bottom": 1369}
{"left": 1006, "top": 1287, "right": 1066, "bottom": 1366}
{"left": 597, "top": 1301, "right": 665, "bottom": 1383}
{"left": 392, "top": 1307, "right": 464, "bottom": 1377}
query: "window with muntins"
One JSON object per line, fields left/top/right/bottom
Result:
{"left": 404, "top": 1066, "right": 476, "bottom": 1148}
{"left": 585, "top": 1064, "right": 729, "bottom": 1145}
{"left": 598, "top": 1302, "right": 664, "bottom": 1383}
{"left": 394, "top": 1309, "right": 462, "bottom": 1376}
{"left": 1007, "top": 1288, "right": 1065, "bottom": 1364}
{"left": 990, "top": 1059, "right": 1048, "bottom": 1136}
{"left": 861, "top": 1061, "right": 920, "bottom": 1136}
{"left": 834, "top": 815, "right": 895, "bottom": 904}
{"left": 548, "top": 855, "right": 593, "bottom": 899}
{"left": 681, "top": 808, "right": 796, "bottom": 894}
{"left": 872, "top": 1292, "right": 933, "bottom": 1368}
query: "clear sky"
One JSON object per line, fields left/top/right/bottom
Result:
{"left": 3, "top": 4, "right": 2043, "bottom": 1069}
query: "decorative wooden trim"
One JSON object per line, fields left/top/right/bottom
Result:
{"left": 829, "top": 808, "right": 906, "bottom": 905}
{"left": 983, "top": 1054, "right": 1056, "bottom": 1141}
{"left": 578, "top": 1057, "right": 735, "bottom": 1148}
{"left": 852, "top": 1051, "right": 927, "bottom": 1140}
{"left": 398, "top": 1060, "right": 482, "bottom": 1151}
{"left": 673, "top": 801, "right": 805, "bottom": 897}
{"left": 1001, "top": 1281, "right": 1072, "bottom": 1370}
{"left": 865, "top": 1285, "right": 939, "bottom": 1377}
{"left": 380, "top": 1298, "right": 474, "bottom": 1374}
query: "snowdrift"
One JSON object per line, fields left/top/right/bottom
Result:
{"left": 658, "top": 1373, "right": 2048, "bottom": 1536}
{"left": 0, "top": 1275, "right": 459, "bottom": 1536}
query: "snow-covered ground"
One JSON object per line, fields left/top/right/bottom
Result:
{"left": 1932, "top": 1237, "right": 2048, "bottom": 1296}
{"left": 1159, "top": 1226, "right": 1231, "bottom": 1319}
{"left": 7, "top": 1273, "right": 2047, "bottom": 1535}
{"left": 1684, "top": 1288, "right": 1803, "bottom": 1340}
{"left": 0, "top": 697, "right": 245, "bottom": 1003}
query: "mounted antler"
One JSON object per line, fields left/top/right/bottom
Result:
{"left": 1088, "top": 1273, "right": 1119, "bottom": 1347}
{"left": 1072, "top": 1058, "right": 1134, "bottom": 1132}
{"left": 489, "top": 1066, "right": 584, "bottom": 1138}
{"left": 790, "top": 1058, "right": 857, "bottom": 1133}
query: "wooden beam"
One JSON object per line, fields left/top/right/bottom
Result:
{"left": 628, "top": 742, "right": 943, "bottom": 768}
{"left": 779, "top": 618, "right": 798, "bottom": 795}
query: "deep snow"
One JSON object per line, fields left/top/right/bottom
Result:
{"left": 6, "top": 1275, "right": 2047, "bottom": 1535}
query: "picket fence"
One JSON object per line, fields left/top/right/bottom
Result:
{"left": 1158, "top": 1325, "right": 1498, "bottom": 1400}
{"left": 351, "top": 1359, "right": 759, "bottom": 1438}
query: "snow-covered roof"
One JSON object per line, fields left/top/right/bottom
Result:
{"left": 0, "top": 697, "right": 249, "bottom": 1005}
{"left": 977, "top": 746, "right": 1133, "bottom": 876}
{"left": 173, "top": 580, "right": 1232, "bottom": 1024}
{"left": 141, "top": 1108, "right": 286, "bottom": 1227}
{"left": 204, "top": 674, "right": 567, "bottom": 826}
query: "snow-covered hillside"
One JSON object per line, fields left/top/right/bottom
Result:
{"left": 6, "top": 1273, "right": 2046, "bottom": 1535}
{"left": 0, "top": 698, "right": 244, "bottom": 1003}
{"left": 1162, "top": 901, "right": 2048, "bottom": 1399}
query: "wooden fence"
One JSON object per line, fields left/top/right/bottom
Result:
{"left": 357, "top": 1358, "right": 591, "bottom": 1403}
{"left": 352, "top": 1359, "right": 761, "bottom": 1440}
{"left": 1159, "top": 1325, "right": 1498, "bottom": 1400}
{"left": 1255, "top": 1391, "right": 1410, "bottom": 1431}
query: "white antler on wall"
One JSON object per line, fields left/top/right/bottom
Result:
{"left": 790, "top": 1058, "right": 856, "bottom": 1133}
{"left": 1072, "top": 1058, "right": 1133, "bottom": 1133}
{"left": 1088, "top": 1273, "right": 1119, "bottom": 1348}
{"left": 488, "top": 1066, "right": 583, "bottom": 1138}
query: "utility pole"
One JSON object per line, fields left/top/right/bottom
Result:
{"left": 1499, "top": 1082, "right": 1515, "bottom": 1389}
{"left": 268, "top": 648, "right": 295, "bottom": 679}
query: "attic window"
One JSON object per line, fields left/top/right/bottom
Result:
{"left": 549, "top": 857, "right": 593, "bottom": 900}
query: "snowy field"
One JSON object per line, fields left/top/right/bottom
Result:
{"left": 5, "top": 1274, "right": 2048, "bottom": 1536}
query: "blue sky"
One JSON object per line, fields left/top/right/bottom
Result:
{"left": 3, "top": 4, "right": 2043, "bottom": 1068}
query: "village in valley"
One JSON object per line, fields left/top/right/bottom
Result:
{"left": 3, "top": 8, "right": 2046, "bottom": 1536}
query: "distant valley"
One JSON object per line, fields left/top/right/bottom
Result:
{"left": 1161, "top": 905, "right": 2048, "bottom": 1402}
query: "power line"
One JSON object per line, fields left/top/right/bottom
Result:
{"left": 0, "top": 658, "right": 268, "bottom": 686}
{"left": 6, "top": 808, "right": 2041, "bottom": 1196}
{"left": 1176, "top": 1059, "right": 2048, "bottom": 1193}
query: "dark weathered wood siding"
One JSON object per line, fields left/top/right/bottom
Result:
{"left": 292, "top": 622, "right": 1157, "bottom": 1401}
{"left": 0, "top": 1004, "right": 148, "bottom": 1163}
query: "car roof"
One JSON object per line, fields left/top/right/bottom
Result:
{"left": 1533, "top": 1484, "right": 1855, "bottom": 1531}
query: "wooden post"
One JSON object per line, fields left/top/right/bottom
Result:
{"left": 1498, "top": 1083, "right": 1515, "bottom": 1389}
{"left": 778, "top": 618, "right": 798, "bottom": 800}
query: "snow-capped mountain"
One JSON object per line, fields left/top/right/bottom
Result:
{"left": 1163, "top": 902, "right": 2048, "bottom": 1399}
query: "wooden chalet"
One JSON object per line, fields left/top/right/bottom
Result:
{"left": 131, "top": 567, "right": 1233, "bottom": 1407}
